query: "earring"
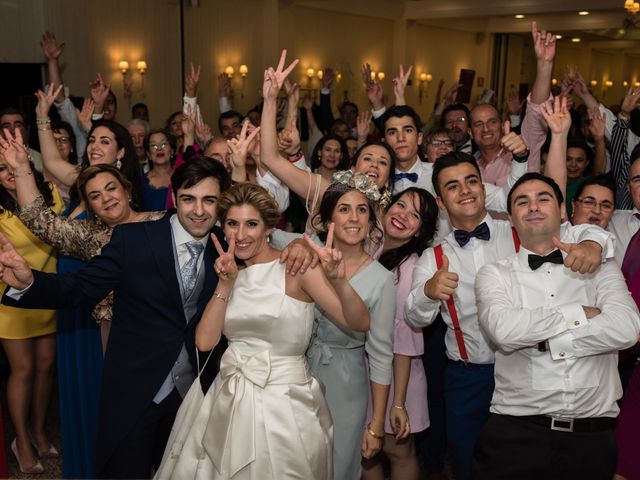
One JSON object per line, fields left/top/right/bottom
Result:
{"left": 116, "top": 159, "right": 122, "bottom": 169}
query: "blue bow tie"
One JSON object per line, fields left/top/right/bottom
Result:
{"left": 394, "top": 172, "right": 418, "bottom": 183}
{"left": 453, "top": 222, "right": 490, "bottom": 247}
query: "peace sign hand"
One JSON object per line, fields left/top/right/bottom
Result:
{"left": 212, "top": 232, "right": 238, "bottom": 282}
{"left": 303, "top": 223, "right": 345, "bottom": 280}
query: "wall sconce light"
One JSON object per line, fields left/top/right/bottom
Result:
{"left": 624, "top": 80, "right": 629, "bottom": 87}
{"left": 635, "top": 81, "right": 640, "bottom": 88}
{"left": 317, "top": 69, "right": 324, "bottom": 80}
{"left": 239, "top": 65, "right": 248, "bottom": 78}
{"left": 306, "top": 68, "right": 315, "bottom": 87}
{"left": 419, "top": 72, "right": 433, "bottom": 103}
{"left": 590, "top": 80, "right": 598, "bottom": 87}
{"left": 377, "top": 72, "right": 385, "bottom": 81}
{"left": 551, "top": 78, "right": 558, "bottom": 86}
{"left": 119, "top": 59, "right": 147, "bottom": 104}
{"left": 225, "top": 66, "right": 235, "bottom": 78}
{"left": 370, "top": 71, "right": 377, "bottom": 81}
{"left": 604, "top": 80, "right": 614, "bottom": 88}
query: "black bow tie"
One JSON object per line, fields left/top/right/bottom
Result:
{"left": 453, "top": 222, "right": 490, "bottom": 247}
{"left": 393, "top": 172, "right": 418, "bottom": 183}
{"left": 528, "top": 249, "right": 564, "bottom": 270}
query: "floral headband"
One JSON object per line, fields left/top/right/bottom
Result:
{"left": 331, "top": 170, "right": 391, "bottom": 208}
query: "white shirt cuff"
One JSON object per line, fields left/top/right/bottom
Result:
{"left": 6, "top": 281, "right": 34, "bottom": 300}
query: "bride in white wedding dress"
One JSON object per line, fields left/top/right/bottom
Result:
{"left": 154, "top": 181, "right": 371, "bottom": 480}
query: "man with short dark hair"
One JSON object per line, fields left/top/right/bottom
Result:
{"left": 1, "top": 157, "right": 231, "bottom": 478}
{"left": 473, "top": 172, "right": 640, "bottom": 480}
{"left": 218, "top": 110, "right": 243, "bottom": 140}
{"left": 405, "top": 160, "right": 613, "bottom": 480}
{"left": 441, "top": 103, "right": 472, "bottom": 154}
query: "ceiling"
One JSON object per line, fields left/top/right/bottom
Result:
{"left": 293, "top": 0, "right": 637, "bottom": 48}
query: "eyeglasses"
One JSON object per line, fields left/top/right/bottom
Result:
{"left": 429, "top": 140, "right": 454, "bottom": 148}
{"left": 574, "top": 196, "right": 614, "bottom": 212}
{"left": 445, "top": 117, "right": 467, "bottom": 127}
{"left": 54, "top": 136, "right": 70, "bottom": 145}
{"left": 149, "top": 142, "right": 169, "bottom": 151}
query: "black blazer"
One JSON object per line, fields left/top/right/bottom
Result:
{"left": 2, "top": 211, "right": 222, "bottom": 476}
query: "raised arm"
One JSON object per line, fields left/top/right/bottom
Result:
{"left": 541, "top": 96, "right": 571, "bottom": 201}
{"left": 40, "top": 32, "right": 65, "bottom": 103}
{"left": 35, "top": 84, "right": 80, "bottom": 186}
{"left": 530, "top": 22, "right": 555, "bottom": 105}
{"left": 392, "top": 64, "right": 413, "bottom": 107}
{"left": 260, "top": 53, "right": 330, "bottom": 201}
{"left": 196, "top": 234, "right": 236, "bottom": 352}
{"left": 587, "top": 107, "right": 607, "bottom": 175}
{"left": 301, "top": 225, "right": 370, "bottom": 332}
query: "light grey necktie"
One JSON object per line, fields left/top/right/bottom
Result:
{"left": 180, "top": 241, "right": 204, "bottom": 298}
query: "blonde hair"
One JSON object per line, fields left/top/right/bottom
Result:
{"left": 217, "top": 183, "right": 280, "bottom": 228}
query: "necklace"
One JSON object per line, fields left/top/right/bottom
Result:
{"left": 347, "top": 253, "right": 370, "bottom": 280}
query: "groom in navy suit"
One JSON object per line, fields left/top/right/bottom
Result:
{"left": 1, "top": 157, "right": 230, "bottom": 478}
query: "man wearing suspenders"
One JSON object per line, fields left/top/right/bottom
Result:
{"left": 404, "top": 152, "right": 613, "bottom": 480}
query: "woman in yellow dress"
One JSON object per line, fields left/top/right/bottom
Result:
{"left": 0, "top": 133, "right": 63, "bottom": 475}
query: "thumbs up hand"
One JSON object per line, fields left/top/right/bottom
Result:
{"left": 500, "top": 120, "right": 529, "bottom": 158}
{"left": 552, "top": 237, "right": 602, "bottom": 274}
{"left": 425, "top": 254, "right": 459, "bottom": 301}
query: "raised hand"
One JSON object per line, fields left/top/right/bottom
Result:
{"left": 302, "top": 93, "right": 315, "bottom": 111}
{"left": 553, "top": 237, "right": 602, "bottom": 274}
{"left": 321, "top": 68, "right": 335, "bottom": 89}
{"left": 212, "top": 233, "right": 238, "bottom": 282}
{"left": 35, "top": 83, "right": 64, "bottom": 119}
{"left": 0, "top": 128, "right": 30, "bottom": 169}
{"left": 435, "top": 83, "right": 460, "bottom": 115}
{"left": 303, "top": 223, "right": 345, "bottom": 280}
{"left": 217, "top": 72, "right": 232, "bottom": 98}
{"left": 185, "top": 62, "right": 201, "bottom": 98}
{"left": 40, "top": 31, "right": 65, "bottom": 60}
{"left": 195, "top": 120, "right": 213, "bottom": 146}
{"left": 541, "top": 96, "right": 571, "bottom": 136}
{"left": 531, "top": 21, "right": 556, "bottom": 63}
{"left": 263, "top": 50, "right": 299, "bottom": 101}
{"left": 621, "top": 86, "right": 640, "bottom": 116}
{"left": 425, "top": 254, "right": 459, "bottom": 301}
{"left": 571, "top": 68, "right": 590, "bottom": 98}
{"left": 356, "top": 111, "right": 372, "bottom": 143}
{"left": 367, "top": 78, "right": 385, "bottom": 111}
{"left": 89, "top": 73, "right": 110, "bottom": 110}
{"left": 0, "top": 232, "right": 34, "bottom": 290}
{"left": 392, "top": 64, "right": 413, "bottom": 106}
{"left": 279, "top": 118, "right": 301, "bottom": 155}
{"left": 284, "top": 78, "right": 300, "bottom": 104}
{"left": 361, "top": 63, "right": 374, "bottom": 88}
{"left": 227, "top": 119, "right": 261, "bottom": 170}
{"left": 500, "top": 120, "right": 528, "bottom": 157}
{"left": 76, "top": 97, "right": 95, "bottom": 133}
{"left": 587, "top": 107, "right": 605, "bottom": 141}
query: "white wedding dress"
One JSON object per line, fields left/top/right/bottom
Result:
{"left": 155, "top": 260, "right": 333, "bottom": 479}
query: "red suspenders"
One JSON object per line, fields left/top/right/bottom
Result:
{"left": 432, "top": 226, "right": 520, "bottom": 363}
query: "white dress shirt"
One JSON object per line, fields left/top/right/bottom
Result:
{"left": 404, "top": 216, "right": 614, "bottom": 364}
{"left": 608, "top": 208, "right": 640, "bottom": 266}
{"left": 393, "top": 157, "right": 529, "bottom": 244}
{"left": 476, "top": 248, "right": 640, "bottom": 419}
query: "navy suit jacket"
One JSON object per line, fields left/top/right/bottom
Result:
{"left": 2, "top": 211, "right": 222, "bottom": 476}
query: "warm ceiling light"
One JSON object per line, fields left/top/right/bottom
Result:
{"left": 571, "top": 37, "right": 582, "bottom": 43}
{"left": 555, "top": 34, "right": 563, "bottom": 39}
{"left": 578, "top": 11, "right": 590, "bottom": 15}
{"left": 514, "top": 14, "right": 525, "bottom": 19}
